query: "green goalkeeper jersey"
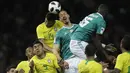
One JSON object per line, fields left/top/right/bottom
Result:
{"left": 71, "top": 12, "right": 106, "bottom": 42}
{"left": 54, "top": 24, "right": 78, "bottom": 60}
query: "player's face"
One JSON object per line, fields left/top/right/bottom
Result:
{"left": 45, "top": 18, "right": 55, "bottom": 28}
{"left": 33, "top": 43, "right": 44, "bottom": 56}
{"left": 7, "top": 68, "right": 15, "bottom": 73}
{"left": 26, "top": 47, "right": 34, "bottom": 59}
{"left": 59, "top": 11, "right": 70, "bottom": 24}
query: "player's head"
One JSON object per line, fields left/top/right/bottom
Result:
{"left": 59, "top": 10, "right": 70, "bottom": 24}
{"left": 85, "top": 43, "right": 96, "bottom": 57}
{"left": 45, "top": 12, "right": 57, "bottom": 28}
{"left": 25, "top": 46, "right": 34, "bottom": 60}
{"left": 33, "top": 40, "right": 45, "bottom": 56}
{"left": 97, "top": 4, "right": 109, "bottom": 17}
{"left": 120, "top": 35, "right": 130, "bottom": 51}
{"left": 6, "top": 65, "right": 16, "bottom": 73}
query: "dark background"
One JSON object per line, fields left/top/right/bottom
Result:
{"left": 0, "top": 0, "right": 129, "bottom": 72}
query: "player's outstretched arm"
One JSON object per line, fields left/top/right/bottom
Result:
{"left": 36, "top": 25, "right": 53, "bottom": 52}
{"left": 92, "top": 34, "right": 108, "bottom": 56}
{"left": 29, "top": 60, "right": 35, "bottom": 73}
{"left": 53, "top": 44, "right": 62, "bottom": 61}
{"left": 39, "top": 39, "right": 53, "bottom": 52}
{"left": 92, "top": 34, "right": 115, "bottom": 61}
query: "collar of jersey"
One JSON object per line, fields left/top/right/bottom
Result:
{"left": 85, "top": 59, "right": 95, "bottom": 64}
{"left": 96, "top": 12, "right": 103, "bottom": 19}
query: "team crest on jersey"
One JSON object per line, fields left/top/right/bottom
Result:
{"left": 54, "top": 27, "right": 57, "bottom": 31}
{"left": 47, "top": 59, "right": 51, "bottom": 63}
{"left": 100, "top": 27, "right": 105, "bottom": 34}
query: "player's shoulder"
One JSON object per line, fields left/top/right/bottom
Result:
{"left": 55, "top": 20, "right": 64, "bottom": 26}
{"left": 36, "top": 22, "right": 46, "bottom": 29}
{"left": 78, "top": 60, "right": 87, "bottom": 69}
{"left": 46, "top": 52, "right": 56, "bottom": 58}
{"left": 31, "top": 55, "right": 37, "bottom": 60}
{"left": 88, "top": 13, "right": 99, "bottom": 18}
{"left": 79, "top": 60, "right": 86, "bottom": 65}
{"left": 118, "top": 52, "right": 128, "bottom": 58}
{"left": 94, "top": 61, "right": 102, "bottom": 66}
{"left": 55, "top": 20, "right": 60, "bottom": 23}
{"left": 89, "top": 13, "right": 104, "bottom": 19}
{"left": 72, "top": 23, "right": 79, "bottom": 28}
{"left": 46, "top": 52, "right": 58, "bottom": 60}
{"left": 18, "top": 60, "right": 29, "bottom": 65}
{"left": 91, "top": 61, "right": 102, "bottom": 69}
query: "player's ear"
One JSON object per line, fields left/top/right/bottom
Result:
{"left": 68, "top": 14, "right": 70, "bottom": 18}
{"left": 25, "top": 52, "right": 27, "bottom": 56}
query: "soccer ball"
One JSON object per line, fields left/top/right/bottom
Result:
{"left": 48, "top": 1, "right": 61, "bottom": 14}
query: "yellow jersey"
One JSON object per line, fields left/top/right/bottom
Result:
{"left": 78, "top": 60, "right": 103, "bottom": 73}
{"left": 16, "top": 61, "right": 30, "bottom": 73}
{"left": 36, "top": 20, "right": 63, "bottom": 48}
{"left": 31, "top": 52, "right": 60, "bottom": 73}
{"left": 115, "top": 52, "right": 130, "bottom": 73}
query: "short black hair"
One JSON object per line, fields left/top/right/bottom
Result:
{"left": 98, "top": 4, "right": 108, "bottom": 10}
{"left": 33, "top": 39, "right": 43, "bottom": 47}
{"left": 60, "top": 8, "right": 70, "bottom": 15}
{"left": 85, "top": 43, "right": 97, "bottom": 56}
{"left": 121, "top": 35, "right": 130, "bottom": 51}
{"left": 46, "top": 12, "right": 57, "bottom": 21}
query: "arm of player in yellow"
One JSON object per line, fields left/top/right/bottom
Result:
{"left": 36, "top": 24, "right": 45, "bottom": 39}
{"left": 53, "top": 54, "right": 61, "bottom": 72}
{"left": 78, "top": 60, "right": 85, "bottom": 73}
{"left": 36, "top": 26, "right": 53, "bottom": 52}
{"left": 107, "top": 54, "right": 122, "bottom": 73}
{"left": 39, "top": 39, "right": 53, "bottom": 52}
{"left": 114, "top": 54, "right": 123, "bottom": 71}
{"left": 106, "top": 55, "right": 122, "bottom": 73}
{"left": 53, "top": 44, "right": 62, "bottom": 61}
{"left": 29, "top": 58, "right": 37, "bottom": 73}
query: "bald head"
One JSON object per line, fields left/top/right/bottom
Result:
{"left": 97, "top": 4, "right": 109, "bottom": 17}
{"left": 25, "top": 47, "right": 34, "bottom": 60}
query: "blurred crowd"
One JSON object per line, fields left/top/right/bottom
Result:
{"left": 0, "top": 0, "right": 129, "bottom": 72}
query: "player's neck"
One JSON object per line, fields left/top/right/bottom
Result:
{"left": 97, "top": 12, "right": 104, "bottom": 17}
{"left": 37, "top": 52, "right": 46, "bottom": 59}
{"left": 87, "top": 56, "right": 95, "bottom": 61}
{"left": 28, "top": 57, "right": 31, "bottom": 61}
{"left": 64, "top": 22, "right": 72, "bottom": 27}
{"left": 121, "top": 48, "right": 127, "bottom": 53}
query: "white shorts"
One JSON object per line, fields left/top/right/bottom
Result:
{"left": 70, "top": 40, "right": 88, "bottom": 59}
{"left": 64, "top": 56, "right": 82, "bottom": 73}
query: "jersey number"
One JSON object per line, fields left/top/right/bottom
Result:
{"left": 79, "top": 17, "right": 93, "bottom": 27}
{"left": 43, "top": 64, "right": 48, "bottom": 70}
{"left": 79, "top": 19, "right": 89, "bottom": 27}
